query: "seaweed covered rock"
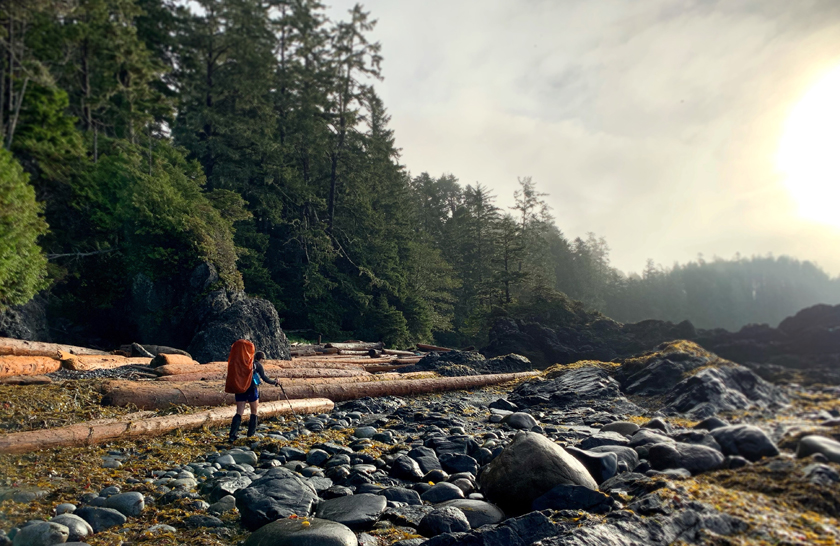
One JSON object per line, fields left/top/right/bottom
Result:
{"left": 660, "top": 365, "right": 787, "bottom": 419}
{"left": 510, "top": 366, "right": 641, "bottom": 414}
{"left": 234, "top": 468, "right": 319, "bottom": 531}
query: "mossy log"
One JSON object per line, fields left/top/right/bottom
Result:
{"left": 60, "top": 354, "right": 153, "bottom": 371}
{"left": 0, "top": 356, "right": 61, "bottom": 377}
{"left": 0, "top": 337, "right": 107, "bottom": 358}
{"left": 157, "top": 361, "right": 366, "bottom": 377}
{"left": 0, "top": 398, "right": 334, "bottom": 454}
{"left": 100, "top": 371, "right": 539, "bottom": 409}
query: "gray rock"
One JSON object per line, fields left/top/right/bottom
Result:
{"left": 234, "top": 468, "right": 319, "bottom": 531}
{"left": 50, "top": 514, "right": 93, "bottom": 542}
{"left": 578, "top": 431, "right": 630, "bottom": 450}
{"left": 103, "top": 492, "right": 145, "bottom": 517}
{"left": 797, "top": 435, "right": 840, "bottom": 463}
{"left": 390, "top": 455, "right": 424, "bottom": 481}
{"left": 354, "top": 426, "right": 378, "bottom": 439}
{"left": 407, "top": 446, "right": 442, "bottom": 474}
{"left": 532, "top": 483, "right": 613, "bottom": 512}
{"left": 147, "top": 524, "right": 177, "bottom": 533}
{"left": 315, "top": 493, "right": 387, "bottom": 531}
{"left": 418, "top": 506, "right": 471, "bottom": 537}
{"left": 380, "top": 487, "right": 422, "bottom": 506}
{"left": 208, "top": 495, "right": 237, "bottom": 515}
{"left": 501, "top": 412, "right": 538, "bottom": 430}
{"left": 183, "top": 515, "right": 225, "bottom": 528}
{"left": 478, "top": 431, "right": 597, "bottom": 516}
{"left": 307, "top": 449, "right": 331, "bottom": 466}
{"left": 74, "top": 506, "right": 127, "bottom": 533}
{"left": 566, "top": 446, "right": 618, "bottom": 484}
{"left": 420, "top": 482, "right": 465, "bottom": 504}
{"left": 188, "top": 297, "right": 291, "bottom": 363}
{"left": 438, "top": 453, "right": 478, "bottom": 476}
{"left": 203, "top": 475, "right": 252, "bottom": 503}
{"left": 647, "top": 442, "right": 725, "bottom": 474}
{"left": 600, "top": 421, "right": 640, "bottom": 436}
{"left": 228, "top": 450, "right": 259, "bottom": 466}
{"left": 55, "top": 503, "right": 76, "bottom": 515}
{"left": 243, "top": 517, "right": 357, "bottom": 546}
{"left": 438, "top": 499, "right": 505, "bottom": 528}
{"left": 11, "top": 522, "right": 69, "bottom": 546}
{"left": 710, "top": 425, "right": 779, "bottom": 462}
{"left": 589, "top": 445, "right": 640, "bottom": 472}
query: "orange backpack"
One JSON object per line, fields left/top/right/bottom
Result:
{"left": 224, "top": 339, "right": 256, "bottom": 394}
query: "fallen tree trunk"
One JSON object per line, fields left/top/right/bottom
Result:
{"left": 365, "top": 363, "right": 416, "bottom": 373}
{"left": 0, "top": 398, "right": 334, "bottom": 454}
{"left": 60, "top": 354, "right": 153, "bottom": 371}
{"left": 337, "top": 349, "right": 377, "bottom": 356}
{"left": 0, "top": 356, "right": 61, "bottom": 377}
{"left": 101, "top": 371, "right": 538, "bottom": 409}
{"left": 382, "top": 349, "right": 417, "bottom": 357}
{"left": 157, "top": 367, "right": 369, "bottom": 382}
{"left": 416, "top": 343, "right": 453, "bottom": 352}
{"left": 0, "top": 337, "right": 107, "bottom": 358}
{"left": 157, "top": 371, "right": 435, "bottom": 384}
{"left": 150, "top": 354, "right": 199, "bottom": 368}
{"left": 325, "top": 342, "right": 384, "bottom": 351}
{"left": 0, "top": 375, "right": 52, "bottom": 385}
{"left": 157, "top": 361, "right": 366, "bottom": 377}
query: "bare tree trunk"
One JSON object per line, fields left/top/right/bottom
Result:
{"left": 0, "top": 337, "right": 107, "bottom": 357}
{"left": 0, "top": 398, "right": 334, "bottom": 454}
{"left": 101, "top": 371, "right": 539, "bottom": 409}
{"left": 0, "top": 356, "right": 61, "bottom": 377}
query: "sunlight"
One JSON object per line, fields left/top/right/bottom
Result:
{"left": 777, "top": 64, "right": 840, "bottom": 228}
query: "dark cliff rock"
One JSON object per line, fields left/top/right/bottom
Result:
{"left": 0, "top": 294, "right": 50, "bottom": 341}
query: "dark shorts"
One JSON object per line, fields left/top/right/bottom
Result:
{"left": 235, "top": 384, "right": 259, "bottom": 402}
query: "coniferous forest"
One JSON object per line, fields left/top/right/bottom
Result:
{"left": 1, "top": 0, "right": 839, "bottom": 348}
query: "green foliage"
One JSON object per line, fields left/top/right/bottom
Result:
{"left": 0, "top": 150, "right": 49, "bottom": 309}
{"left": 81, "top": 138, "right": 243, "bottom": 288}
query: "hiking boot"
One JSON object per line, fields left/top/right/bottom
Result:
{"left": 229, "top": 414, "right": 242, "bottom": 442}
{"left": 247, "top": 414, "right": 258, "bottom": 437}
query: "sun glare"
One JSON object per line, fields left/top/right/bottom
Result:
{"left": 777, "top": 64, "right": 840, "bottom": 228}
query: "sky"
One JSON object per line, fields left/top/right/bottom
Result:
{"left": 327, "top": 0, "right": 840, "bottom": 276}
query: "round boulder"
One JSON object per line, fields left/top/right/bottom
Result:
{"left": 243, "top": 517, "right": 357, "bottom": 546}
{"left": 478, "top": 431, "right": 597, "bottom": 516}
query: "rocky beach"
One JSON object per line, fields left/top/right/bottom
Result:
{"left": 2, "top": 302, "right": 840, "bottom": 545}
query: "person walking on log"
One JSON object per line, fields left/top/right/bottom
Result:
{"left": 225, "top": 340, "right": 278, "bottom": 442}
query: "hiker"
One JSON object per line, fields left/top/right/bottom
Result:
{"left": 225, "top": 339, "right": 279, "bottom": 442}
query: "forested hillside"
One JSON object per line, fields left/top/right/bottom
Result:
{"left": 1, "top": 0, "right": 839, "bottom": 348}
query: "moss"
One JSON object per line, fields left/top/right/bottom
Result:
{"left": 543, "top": 360, "right": 620, "bottom": 379}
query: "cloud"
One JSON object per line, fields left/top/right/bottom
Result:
{"left": 328, "top": 0, "right": 840, "bottom": 274}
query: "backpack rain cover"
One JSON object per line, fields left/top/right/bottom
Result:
{"left": 225, "top": 339, "right": 256, "bottom": 394}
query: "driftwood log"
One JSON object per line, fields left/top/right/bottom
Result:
{"left": 157, "top": 371, "right": 434, "bottom": 384}
{"left": 0, "top": 356, "right": 61, "bottom": 377}
{"left": 325, "top": 342, "right": 384, "bottom": 351}
{"left": 157, "top": 361, "right": 366, "bottom": 377}
{"left": 416, "top": 343, "right": 453, "bottom": 352}
{"left": 156, "top": 367, "right": 368, "bottom": 382}
{"left": 100, "top": 371, "right": 539, "bottom": 409}
{"left": 0, "top": 337, "right": 107, "bottom": 358}
{"left": 0, "top": 398, "right": 334, "bottom": 454}
{"left": 382, "top": 349, "right": 417, "bottom": 357}
{"left": 60, "top": 354, "right": 153, "bottom": 371}
{"left": 150, "top": 354, "right": 199, "bottom": 368}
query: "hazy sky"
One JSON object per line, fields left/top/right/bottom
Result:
{"left": 327, "top": 0, "right": 840, "bottom": 276}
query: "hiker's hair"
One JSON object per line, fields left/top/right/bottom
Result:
{"left": 254, "top": 351, "right": 266, "bottom": 361}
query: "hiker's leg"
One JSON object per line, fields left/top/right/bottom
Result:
{"left": 236, "top": 401, "right": 247, "bottom": 415}
{"left": 247, "top": 400, "right": 259, "bottom": 436}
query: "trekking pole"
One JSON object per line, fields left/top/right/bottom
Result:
{"left": 278, "top": 382, "right": 302, "bottom": 436}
